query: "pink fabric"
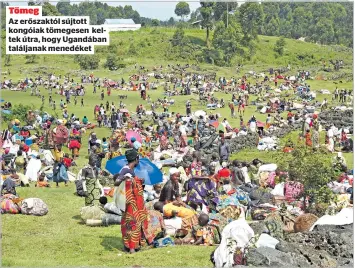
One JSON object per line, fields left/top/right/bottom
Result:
{"left": 284, "top": 181, "right": 304, "bottom": 202}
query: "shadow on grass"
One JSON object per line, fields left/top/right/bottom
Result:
{"left": 100, "top": 236, "right": 125, "bottom": 252}
{"left": 72, "top": 215, "right": 86, "bottom": 225}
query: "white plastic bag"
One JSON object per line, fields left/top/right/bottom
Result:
{"left": 271, "top": 182, "right": 285, "bottom": 196}
{"left": 256, "top": 233, "right": 279, "bottom": 249}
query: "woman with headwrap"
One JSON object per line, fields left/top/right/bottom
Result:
{"left": 114, "top": 149, "right": 148, "bottom": 254}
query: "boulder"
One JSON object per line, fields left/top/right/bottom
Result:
{"left": 246, "top": 246, "right": 311, "bottom": 267}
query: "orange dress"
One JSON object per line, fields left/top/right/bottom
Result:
{"left": 305, "top": 133, "right": 312, "bottom": 147}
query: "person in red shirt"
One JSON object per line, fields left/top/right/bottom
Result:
{"left": 21, "top": 143, "right": 30, "bottom": 153}
{"left": 216, "top": 162, "right": 231, "bottom": 185}
{"left": 69, "top": 137, "right": 81, "bottom": 159}
{"left": 20, "top": 128, "right": 30, "bottom": 139}
{"left": 62, "top": 153, "right": 73, "bottom": 169}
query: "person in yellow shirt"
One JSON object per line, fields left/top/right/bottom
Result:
{"left": 153, "top": 201, "right": 196, "bottom": 219}
{"left": 52, "top": 144, "right": 64, "bottom": 162}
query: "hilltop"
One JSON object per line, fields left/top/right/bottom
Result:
{"left": 2, "top": 27, "right": 353, "bottom": 82}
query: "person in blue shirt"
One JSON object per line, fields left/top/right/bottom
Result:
{"left": 131, "top": 137, "right": 142, "bottom": 151}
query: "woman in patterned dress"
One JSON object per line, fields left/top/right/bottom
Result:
{"left": 114, "top": 149, "right": 148, "bottom": 254}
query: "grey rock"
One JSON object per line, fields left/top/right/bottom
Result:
{"left": 246, "top": 247, "right": 311, "bottom": 267}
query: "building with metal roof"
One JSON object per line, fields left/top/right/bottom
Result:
{"left": 103, "top": 19, "right": 141, "bottom": 31}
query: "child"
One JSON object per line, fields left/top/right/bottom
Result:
{"left": 101, "top": 138, "right": 110, "bottom": 158}
{"left": 145, "top": 135, "right": 152, "bottom": 148}
{"left": 191, "top": 159, "right": 202, "bottom": 177}
{"left": 62, "top": 153, "right": 73, "bottom": 169}
{"left": 36, "top": 173, "right": 50, "bottom": 188}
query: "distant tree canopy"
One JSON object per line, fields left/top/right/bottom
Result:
{"left": 254, "top": 2, "right": 353, "bottom": 47}
{"left": 188, "top": 2, "right": 353, "bottom": 48}
{"left": 175, "top": 2, "right": 190, "bottom": 21}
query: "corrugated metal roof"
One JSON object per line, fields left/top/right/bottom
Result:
{"left": 104, "top": 19, "right": 135, "bottom": 25}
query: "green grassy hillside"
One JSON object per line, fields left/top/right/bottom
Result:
{"left": 0, "top": 27, "right": 353, "bottom": 267}
{"left": 2, "top": 27, "right": 353, "bottom": 81}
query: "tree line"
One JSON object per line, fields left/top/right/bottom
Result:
{"left": 181, "top": 2, "right": 353, "bottom": 48}
{"left": 168, "top": 1, "right": 353, "bottom": 66}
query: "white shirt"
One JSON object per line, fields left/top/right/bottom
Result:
{"left": 327, "top": 129, "right": 334, "bottom": 138}
{"left": 179, "top": 125, "right": 187, "bottom": 136}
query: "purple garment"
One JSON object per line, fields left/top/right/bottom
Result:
{"left": 186, "top": 178, "right": 219, "bottom": 208}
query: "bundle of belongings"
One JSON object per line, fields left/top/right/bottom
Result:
{"left": 0, "top": 193, "right": 48, "bottom": 216}
{"left": 80, "top": 196, "right": 122, "bottom": 226}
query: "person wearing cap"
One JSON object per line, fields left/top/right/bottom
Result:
{"left": 159, "top": 168, "right": 182, "bottom": 204}
{"left": 114, "top": 149, "right": 148, "bottom": 254}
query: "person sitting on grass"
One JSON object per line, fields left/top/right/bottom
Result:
{"left": 1, "top": 176, "right": 17, "bottom": 196}
{"left": 36, "top": 173, "right": 50, "bottom": 188}
{"left": 159, "top": 168, "right": 182, "bottom": 204}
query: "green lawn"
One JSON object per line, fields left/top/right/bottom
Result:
{"left": 1, "top": 28, "right": 354, "bottom": 266}
{"left": 1, "top": 185, "right": 215, "bottom": 267}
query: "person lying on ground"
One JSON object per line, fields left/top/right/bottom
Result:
{"left": 153, "top": 201, "right": 196, "bottom": 220}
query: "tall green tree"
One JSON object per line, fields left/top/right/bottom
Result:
{"left": 213, "top": 2, "right": 238, "bottom": 21}
{"left": 1, "top": 2, "right": 8, "bottom": 29}
{"left": 42, "top": 3, "right": 61, "bottom": 16}
{"left": 200, "top": 2, "right": 215, "bottom": 48}
{"left": 171, "top": 25, "right": 185, "bottom": 46}
{"left": 274, "top": 36, "right": 286, "bottom": 56}
{"left": 212, "top": 18, "right": 244, "bottom": 64}
{"left": 175, "top": 2, "right": 190, "bottom": 21}
{"left": 56, "top": 1, "right": 71, "bottom": 15}
{"left": 238, "top": 2, "right": 264, "bottom": 39}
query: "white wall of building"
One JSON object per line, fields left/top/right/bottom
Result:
{"left": 105, "top": 24, "right": 141, "bottom": 32}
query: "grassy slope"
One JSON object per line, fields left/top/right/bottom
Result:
{"left": 1, "top": 28, "right": 353, "bottom": 267}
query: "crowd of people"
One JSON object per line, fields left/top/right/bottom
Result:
{"left": 0, "top": 63, "right": 353, "bottom": 264}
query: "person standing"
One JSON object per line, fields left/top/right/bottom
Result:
{"left": 229, "top": 101, "right": 235, "bottom": 118}
{"left": 334, "top": 87, "right": 339, "bottom": 102}
{"left": 114, "top": 149, "right": 148, "bottom": 254}
{"left": 82, "top": 154, "right": 103, "bottom": 206}
{"left": 81, "top": 98, "right": 84, "bottom": 107}
{"left": 219, "top": 137, "right": 230, "bottom": 164}
{"left": 186, "top": 100, "right": 191, "bottom": 116}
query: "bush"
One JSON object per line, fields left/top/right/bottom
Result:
{"left": 128, "top": 43, "right": 138, "bottom": 55}
{"left": 74, "top": 55, "right": 99, "bottom": 70}
{"left": 104, "top": 54, "right": 118, "bottom": 70}
{"left": 25, "top": 55, "right": 37, "bottom": 64}
{"left": 275, "top": 146, "right": 336, "bottom": 212}
{"left": 2, "top": 104, "right": 35, "bottom": 123}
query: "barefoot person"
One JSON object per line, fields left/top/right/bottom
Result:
{"left": 114, "top": 149, "right": 148, "bottom": 254}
